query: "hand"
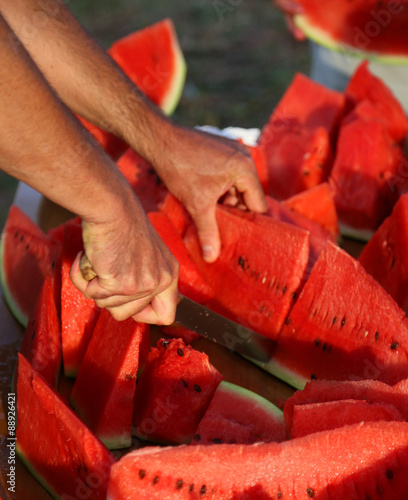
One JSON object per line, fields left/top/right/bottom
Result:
{"left": 70, "top": 193, "right": 179, "bottom": 325}
{"left": 153, "top": 124, "right": 268, "bottom": 263}
{"left": 274, "top": 0, "right": 306, "bottom": 41}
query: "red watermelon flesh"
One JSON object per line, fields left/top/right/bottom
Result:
{"left": 183, "top": 206, "right": 310, "bottom": 341}
{"left": 159, "top": 192, "right": 190, "bottom": 237}
{"left": 271, "top": 241, "right": 408, "bottom": 388}
{"left": 133, "top": 338, "right": 223, "bottom": 445}
{"left": 191, "top": 380, "right": 285, "bottom": 445}
{"left": 147, "top": 211, "right": 214, "bottom": 304}
{"left": 16, "top": 354, "right": 116, "bottom": 500}
{"left": 329, "top": 100, "right": 401, "bottom": 234}
{"left": 283, "top": 182, "right": 340, "bottom": 240}
{"left": 284, "top": 378, "right": 408, "bottom": 435}
{"left": 77, "top": 116, "right": 127, "bottom": 161}
{"left": 291, "top": 399, "right": 404, "bottom": 439}
{"left": 70, "top": 309, "right": 148, "bottom": 449}
{"left": 346, "top": 62, "right": 408, "bottom": 143}
{"left": 116, "top": 148, "right": 168, "bottom": 213}
{"left": 259, "top": 72, "right": 345, "bottom": 139}
{"left": 108, "top": 421, "right": 408, "bottom": 499}
{"left": 259, "top": 125, "right": 333, "bottom": 200}
{"left": 19, "top": 276, "right": 61, "bottom": 389}
{"left": 61, "top": 220, "right": 100, "bottom": 378}
{"left": 359, "top": 193, "right": 408, "bottom": 313}
{"left": 0, "top": 206, "right": 61, "bottom": 326}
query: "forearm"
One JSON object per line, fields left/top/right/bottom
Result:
{"left": 0, "top": 12, "right": 138, "bottom": 225}
{"left": 0, "top": 0, "right": 165, "bottom": 163}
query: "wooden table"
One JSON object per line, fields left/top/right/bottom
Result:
{"left": 0, "top": 194, "right": 296, "bottom": 500}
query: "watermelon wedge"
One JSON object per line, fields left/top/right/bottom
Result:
{"left": 0, "top": 206, "right": 60, "bottom": 326}
{"left": 70, "top": 309, "right": 148, "bottom": 449}
{"left": 133, "top": 338, "right": 223, "bottom": 445}
{"left": 269, "top": 241, "right": 408, "bottom": 388}
{"left": 108, "top": 421, "right": 408, "bottom": 499}
{"left": 16, "top": 354, "right": 116, "bottom": 499}
{"left": 192, "top": 380, "right": 285, "bottom": 445}
{"left": 294, "top": 1, "right": 408, "bottom": 64}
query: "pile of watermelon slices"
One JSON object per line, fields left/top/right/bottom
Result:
{"left": 3, "top": 15, "right": 408, "bottom": 500}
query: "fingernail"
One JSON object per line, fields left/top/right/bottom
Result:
{"left": 203, "top": 245, "right": 215, "bottom": 262}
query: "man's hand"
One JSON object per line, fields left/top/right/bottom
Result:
{"left": 70, "top": 194, "right": 179, "bottom": 325}
{"left": 274, "top": 0, "right": 306, "bottom": 41}
{"left": 151, "top": 124, "right": 268, "bottom": 263}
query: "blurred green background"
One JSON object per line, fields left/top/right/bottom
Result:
{"left": 0, "top": 0, "right": 310, "bottom": 229}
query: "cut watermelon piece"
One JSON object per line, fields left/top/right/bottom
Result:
{"left": 294, "top": 1, "right": 408, "bottom": 64}
{"left": 269, "top": 241, "right": 408, "bottom": 388}
{"left": 108, "top": 421, "right": 408, "bottom": 499}
{"left": 78, "top": 19, "right": 186, "bottom": 159}
{"left": 70, "top": 309, "right": 148, "bottom": 449}
{"left": 284, "top": 378, "right": 408, "bottom": 436}
{"left": 116, "top": 148, "right": 168, "bottom": 213}
{"left": 158, "top": 192, "right": 190, "bottom": 237}
{"left": 359, "top": 193, "right": 408, "bottom": 313}
{"left": 192, "top": 380, "right": 285, "bottom": 445}
{"left": 184, "top": 206, "right": 310, "bottom": 341}
{"left": 61, "top": 220, "right": 100, "bottom": 377}
{"left": 109, "top": 19, "right": 186, "bottom": 115}
{"left": 291, "top": 399, "right": 404, "bottom": 439}
{"left": 133, "top": 338, "right": 223, "bottom": 445}
{"left": 346, "top": 61, "right": 408, "bottom": 143}
{"left": 0, "top": 206, "right": 60, "bottom": 326}
{"left": 19, "top": 276, "right": 61, "bottom": 389}
{"left": 16, "top": 354, "right": 116, "bottom": 499}
{"left": 283, "top": 182, "right": 340, "bottom": 241}
{"left": 329, "top": 100, "right": 401, "bottom": 238}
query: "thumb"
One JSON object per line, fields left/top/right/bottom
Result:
{"left": 191, "top": 206, "right": 221, "bottom": 263}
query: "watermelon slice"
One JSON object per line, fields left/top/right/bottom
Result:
{"left": 0, "top": 206, "right": 60, "bottom": 326}
{"left": 78, "top": 19, "right": 186, "bottom": 159}
{"left": 19, "top": 276, "right": 61, "bottom": 389}
{"left": 346, "top": 61, "right": 408, "bottom": 143}
{"left": 294, "top": 1, "right": 408, "bottom": 64}
{"left": 184, "top": 205, "right": 310, "bottom": 341}
{"left": 116, "top": 148, "right": 168, "bottom": 213}
{"left": 61, "top": 219, "right": 100, "bottom": 377}
{"left": 329, "top": 100, "right": 401, "bottom": 238}
{"left": 133, "top": 338, "right": 223, "bottom": 445}
{"left": 158, "top": 192, "right": 190, "bottom": 237}
{"left": 108, "top": 421, "right": 408, "bottom": 499}
{"left": 359, "top": 193, "right": 408, "bottom": 313}
{"left": 284, "top": 378, "right": 408, "bottom": 436}
{"left": 70, "top": 309, "right": 148, "bottom": 449}
{"left": 269, "top": 241, "right": 408, "bottom": 388}
{"left": 16, "top": 354, "right": 116, "bottom": 499}
{"left": 291, "top": 399, "right": 404, "bottom": 438}
{"left": 192, "top": 380, "right": 285, "bottom": 445}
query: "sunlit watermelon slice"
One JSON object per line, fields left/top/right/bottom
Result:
{"left": 0, "top": 206, "right": 60, "bottom": 326}
{"left": 294, "top": 1, "right": 408, "bottom": 65}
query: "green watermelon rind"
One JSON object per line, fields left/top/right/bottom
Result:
{"left": 294, "top": 14, "right": 408, "bottom": 66}
{"left": 339, "top": 222, "right": 374, "bottom": 243}
{"left": 0, "top": 232, "right": 29, "bottom": 327}
{"left": 160, "top": 38, "right": 187, "bottom": 116}
{"left": 16, "top": 444, "right": 60, "bottom": 500}
{"left": 249, "top": 356, "right": 308, "bottom": 391}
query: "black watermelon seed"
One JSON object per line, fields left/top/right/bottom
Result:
{"left": 181, "top": 380, "right": 188, "bottom": 388}
{"left": 194, "top": 434, "right": 201, "bottom": 441}
{"left": 155, "top": 175, "right": 162, "bottom": 186}
{"left": 200, "top": 485, "right": 207, "bottom": 495}
{"left": 153, "top": 476, "right": 159, "bottom": 485}
{"left": 292, "top": 292, "right": 297, "bottom": 300}
{"left": 311, "top": 374, "right": 317, "bottom": 380}
{"left": 20, "top": 234, "right": 24, "bottom": 242}
{"left": 386, "top": 469, "right": 394, "bottom": 480}
{"left": 391, "top": 342, "right": 399, "bottom": 350}
{"left": 160, "top": 340, "right": 170, "bottom": 348}
{"left": 375, "top": 331, "right": 379, "bottom": 341}
{"left": 194, "top": 384, "right": 201, "bottom": 392}
{"left": 177, "top": 348, "right": 184, "bottom": 356}
{"left": 212, "top": 438, "right": 222, "bottom": 443}
{"left": 282, "top": 285, "right": 287, "bottom": 294}
{"left": 31, "top": 330, "right": 36, "bottom": 340}
{"left": 285, "top": 317, "right": 291, "bottom": 325}
{"left": 238, "top": 256, "right": 245, "bottom": 268}
{"left": 51, "top": 260, "right": 56, "bottom": 270}
{"left": 327, "top": 346, "right": 332, "bottom": 354}
{"left": 189, "top": 484, "right": 194, "bottom": 492}
{"left": 315, "top": 339, "right": 320, "bottom": 346}
{"left": 176, "top": 479, "right": 183, "bottom": 490}
{"left": 277, "top": 490, "right": 282, "bottom": 499}
{"left": 25, "top": 244, "right": 29, "bottom": 251}
{"left": 341, "top": 317, "right": 346, "bottom": 327}
{"left": 332, "top": 316, "right": 337, "bottom": 325}
{"left": 322, "top": 343, "right": 327, "bottom": 351}
{"left": 139, "top": 469, "right": 146, "bottom": 479}
{"left": 14, "top": 231, "right": 18, "bottom": 238}
{"left": 307, "top": 487, "right": 315, "bottom": 497}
